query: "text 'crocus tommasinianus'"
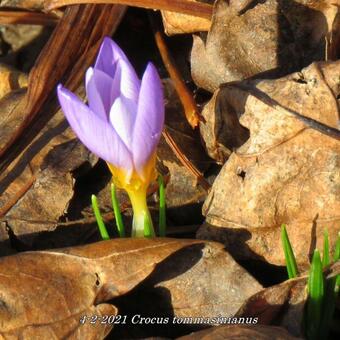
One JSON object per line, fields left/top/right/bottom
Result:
{"left": 57, "top": 37, "right": 164, "bottom": 237}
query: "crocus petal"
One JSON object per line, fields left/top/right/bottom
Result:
{"left": 94, "top": 37, "right": 130, "bottom": 78}
{"left": 109, "top": 96, "right": 137, "bottom": 150}
{"left": 115, "top": 59, "right": 140, "bottom": 104}
{"left": 57, "top": 85, "right": 133, "bottom": 171}
{"left": 132, "top": 63, "right": 164, "bottom": 177}
{"left": 85, "top": 67, "right": 120, "bottom": 120}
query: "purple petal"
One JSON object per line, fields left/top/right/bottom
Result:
{"left": 85, "top": 67, "right": 120, "bottom": 121}
{"left": 94, "top": 37, "right": 129, "bottom": 78}
{"left": 115, "top": 59, "right": 141, "bottom": 104}
{"left": 132, "top": 63, "right": 164, "bottom": 177}
{"left": 57, "top": 85, "right": 133, "bottom": 172}
{"left": 109, "top": 96, "right": 137, "bottom": 151}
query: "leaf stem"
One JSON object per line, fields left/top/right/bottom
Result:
{"left": 91, "top": 194, "right": 110, "bottom": 240}
{"left": 281, "top": 224, "right": 298, "bottom": 279}
{"left": 158, "top": 174, "right": 166, "bottom": 237}
{"left": 111, "top": 183, "right": 125, "bottom": 237}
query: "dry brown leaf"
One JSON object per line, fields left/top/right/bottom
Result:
{"left": 200, "top": 88, "right": 250, "bottom": 163}
{"left": 0, "top": 88, "right": 96, "bottom": 247}
{"left": 191, "top": 0, "right": 340, "bottom": 92}
{"left": 178, "top": 324, "right": 301, "bottom": 340}
{"left": 45, "top": 0, "right": 213, "bottom": 19}
{"left": 0, "top": 64, "right": 27, "bottom": 99}
{"left": 0, "top": 25, "right": 46, "bottom": 53}
{"left": 236, "top": 262, "right": 340, "bottom": 337}
{"left": 0, "top": 0, "right": 45, "bottom": 10}
{"left": 199, "top": 61, "right": 340, "bottom": 267}
{"left": 161, "top": 0, "right": 213, "bottom": 35}
{"left": 108, "top": 241, "right": 262, "bottom": 338}
{"left": 0, "top": 238, "right": 201, "bottom": 338}
{"left": 0, "top": 10, "right": 58, "bottom": 25}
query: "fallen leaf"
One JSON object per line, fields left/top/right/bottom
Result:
{"left": 199, "top": 60, "right": 340, "bottom": 267}
{"left": 0, "top": 238, "right": 201, "bottom": 338}
{"left": 161, "top": 0, "right": 212, "bottom": 35}
{"left": 178, "top": 324, "right": 301, "bottom": 339}
{"left": 191, "top": 0, "right": 340, "bottom": 92}
{"left": 0, "top": 64, "right": 27, "bottom": 99}
{"left": 199, "top": 87, "right": 250, "bottom": 163}
{"left": 109, "top": 241, "right": 262, "bottom": 338}
{"left": 0, "top": 0, "right": 45, "bottom": 10}
{"left": 236, "top": 261, "right": 340, "bottom": 337}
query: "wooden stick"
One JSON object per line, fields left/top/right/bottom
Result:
{"left": 150, "top": 13, "right": 201, "bottom": 128}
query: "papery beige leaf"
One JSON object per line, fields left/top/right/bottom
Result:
{"left": 178, "top": 324, "right": 301, "bottom": 339}
{"left": 0, "top": 64, "right": 27, "bottom": 99}
{"left": 200, "top": 88, "right": 250, "bottom": 163}
{"left": 0, "top": 238, "right": 201, "bottom": 339}
{"left": 108, "top": 241, "right": 262, "bottom": 339}
{"left": 199, "top": 60, "right": 340, "bottom": 267}
{"left": 191, "top": 0, "right": 340, "bottom": 92}
{"left": 236, "top": 262, "right": 340, "bottom": 337}
{"left": 161, "top": 0, "right": 213, "bottom": 35}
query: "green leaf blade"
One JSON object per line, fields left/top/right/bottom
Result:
{"left": 91, "top": 194, "right": 110, "bottom": 240}
{"left": 306, "top": 249, "right": 324, "bottom": 340}
{"left": 322, "top": 229, "right": 330, "bottom": 268}
{"left": 158, "top": 174, "right": 166, "bottom": 237}
{"left": 281, "top": 224, "right": 298, "bottom": 279}
{"left": 111, "top": 183, "right": 125, "bottom": 238}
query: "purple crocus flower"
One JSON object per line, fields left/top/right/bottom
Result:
{"left": 57, "top": 37, "right": 165, "bottom": 237}
{"left": 57, "top": 37, "right": 164, "bottom": 186}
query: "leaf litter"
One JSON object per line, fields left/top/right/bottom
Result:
{"left": 0, "top": 0, "right": 339, "bottom": 339}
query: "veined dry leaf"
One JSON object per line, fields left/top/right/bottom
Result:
{"left": 236, "top": 261, "right": 340, "bottom": 337}
{"left": 0, "top": 238, "right": 201, "bottom": 338}
{"left": 199, "top": 61, "right": 340, "bottom": 267}
{"left": 191, "top": 0, "right": 340, "bottom": 92}
{"left": 200, "top": 88, "right": 250, "bottom": 163}
{"left": 0, "top": 25, "right": 45, "bottom": 52}
{"left": 0, "top": 106, "right": 97, "bottom": 249}
{"left": 45, "top": 0, "right": 213, "bottom": 19}
{"left": 0, "top": 64, "right": 27, "bottom": 99}
{"left": 0, "top": 0, "right": 45, "bottom": 10}
{"left": 178, "top": 325, "right": 301, "bottom": 339}
{"left": 107, "top": 241, "right": 262, "bottom": 339}
{"left": 161, "top": 0, "right": 213, "bottom": 35}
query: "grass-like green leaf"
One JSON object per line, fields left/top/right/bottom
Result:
{"left": 306, "top": 249, "right": 324, "bottom": 340}
{"left": 322, "top": 229, "right": 330, "bottom": 268}
{"left": 319, "top": 272, "right": 339, "bottom": 339}
{"left": 158, "top": 174, "right": 166, "bottom": 237}
{"left": 143, "top": 212, "right": 155, "bottom": 238}
{"left": 110, "top": 183, "right": 125, "bottom": 237}
{"left": 334, "top": 232, "right": 340, "bottom": 261}
{"left": 319, "top": 232, "right": 340, "bottom": 340}
{"left": 91, "top": 194, "right": 110, "bottom": 240}
{"left": 281, "top": 224, "right": 298, "bottom": 279}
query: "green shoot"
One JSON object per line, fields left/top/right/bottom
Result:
{"left": 281, "top": 224, "right": 298, "bottom": 279}
{"left": 110, "top": 183, "right": 125, "bottom": 237}
{"left": 306, "top": 249, "right": 324, "bottom": 340}
{"left": 158, "top": 174, "right": 166, "bottom": 237}
{"left": 143, "top": 212, "right": 155, "bottom": 238}
{"left": 322, "top": 229, "right": 330, "bottom": 268}
{"left": 334, "top": 232, "right": 340, "bottom": 262}
{"left": 91, "top": 194, "right": 110, "bottom": 240}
